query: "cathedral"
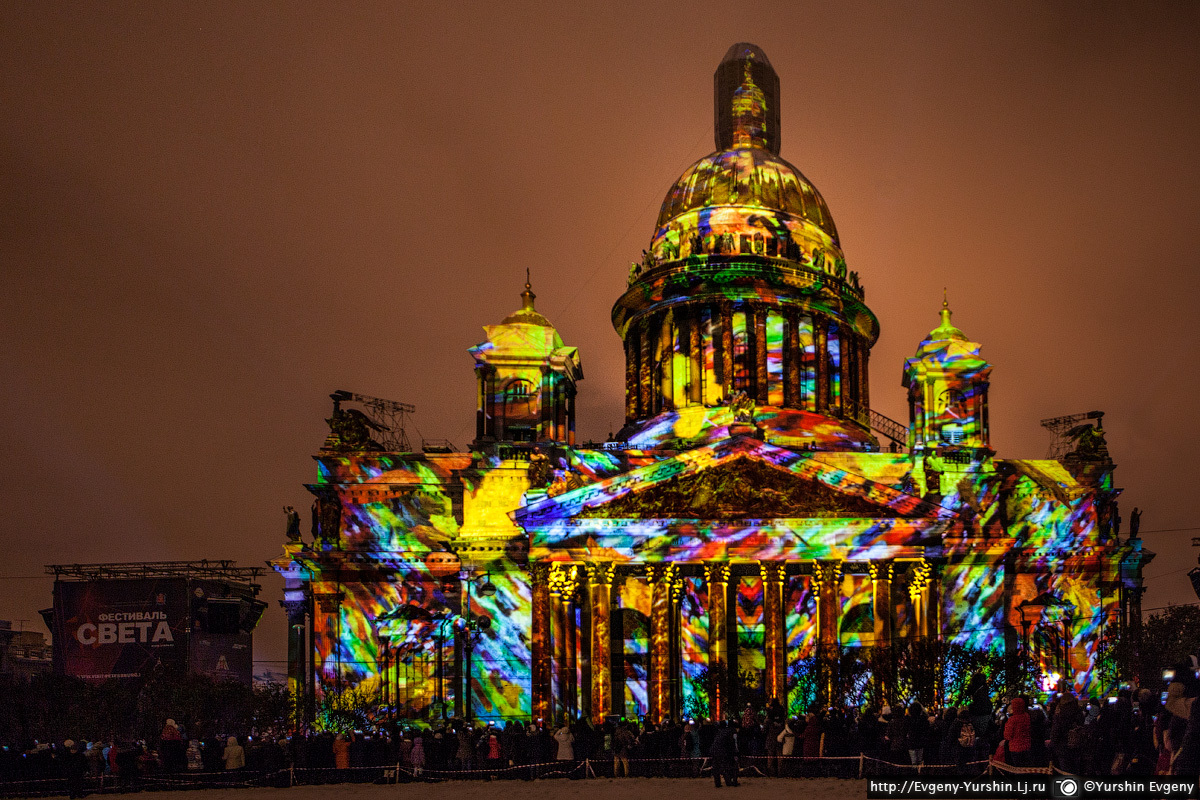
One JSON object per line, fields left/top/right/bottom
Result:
{"left": 272, "top": 44, "right": 1152, "bottom": 725}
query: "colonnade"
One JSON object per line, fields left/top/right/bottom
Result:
{"left": 529, "top": 558, "right": 940, "bottom": 725}
{"left": 622, "top": 301, "right": 870, "bottom": 427}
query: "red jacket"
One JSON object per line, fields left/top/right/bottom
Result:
{"left": 1004, "top": 698, "right": 1032, "bottom": 754}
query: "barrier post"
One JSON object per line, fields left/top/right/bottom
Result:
{"left": 859, "top": 753, "right": 864, "bottom": 779}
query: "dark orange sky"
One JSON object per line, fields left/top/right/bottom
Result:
{"left": 3, "top": 3, "right": 1199, "bottom": 673}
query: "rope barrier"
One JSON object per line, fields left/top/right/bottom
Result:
{"left": 0, "top": 754, "right": 1002, "bottom": 796}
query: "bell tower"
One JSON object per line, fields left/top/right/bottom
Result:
{"left": 903, "top": 296, "right": 992, "bottom": 454}
{"left": 469, "top": 276, "right": 582, "bottom": 445}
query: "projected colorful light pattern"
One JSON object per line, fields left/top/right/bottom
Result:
{"left": 273, "top": 46, "right": 1147, "bottom": 723}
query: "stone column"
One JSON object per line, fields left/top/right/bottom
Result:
{"left": 670, "top": 574, "right": 685, "bottom": 721}
{"left": 660, "top": 314, "right": 674, "bottom": 411}
{"left": 586, "top": 562, "right": 615, "bottom": 724}
{"left": 530, "top": 563, "right": 552, "bottom": 724}
{"left": 719, "top": 301, "right": 734, "bottom": 399}
{"left": 785, "top": 307, "right": 801, "bottom": 408}
{"left": 860, "top": 340, "right": 871, "bottom": 417}
{"left": 869, "top": 560, "right": 894, "bottom": 704}
{"left": 648, "top": 563, "right": 677, "bottom": 723}
{"left": 705, "top": 562, "right": 730, "bottom": 721}
{"left": 815, "top": 316, "right": 829, "bottom": 413}
{"left": 760, "top": 562, "right": 787, "bottom": 705}
{"left": 908, "top": 560, "right": 931, "bottom": 643}
{"left": 484, "top": 368, "right": 497, "bottom": 439}
{"left": 539, "top": 365, "right": 552, "bottom": 441}
{"left": 282, "top": 598, "right": 308, "bottom": 719}
{"left": 688, "top": 308, "right": 703, "bottom": 405}
{"left": 549, "top": 565, "right": 570, "bottom": 723}
{"left": 753, "top": 304, "right": 769, "bottom": 404}
{"left": 639, "top": 317, "right": 654, "bottom": 419}
{"left": 625, "top": 332, "right": 639, "bottom": 423}
{"left": 922, "top": 561, "right": 940, "bottom": 643}
{"left": 813, "top": 560, "right": 843, "bottom": 704}
{"left": 922, "top": 561, "right": 942, "bottom": 705}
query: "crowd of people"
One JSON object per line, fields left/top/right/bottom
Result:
{"left": 4, "top": 666, "right": 1200, "bottom": 792}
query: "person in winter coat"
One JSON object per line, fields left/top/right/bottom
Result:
{"left": 947, "top": 706, "right": 977, "bottom": 770}
{"left": 410, "top": 735, "right": 426, "bottom": 778}
{"left": 764, "top": 715, "right": 784, "bottom": 776}
{"left": 883, "top": 706, "right": 907, "bottom": 762}
{"left": 1172, "top": 684, "right": 1200, "bottom": 777}
{"left": 456, "top": 727, "right": 475, "bottom": 772}
{"left": 223, "top": 736, "right": 245, "bottom": 771}
{"left": 1003, "top": 697, "right": 1033, "bottom": 767}
{"left": 186, "top": 740, "right": 203, "bottom": 772}
{"left": 332, "top": 733, "right": 351, "bottom": 770}
{"left": 553, "top": 724, "right": 574, "bottom": 761}
{"left": 966, "top": 670, "right": 993, "bottom": 743}
{"left": 62, "top": 741, "right": 89, "bottom": 800}
{"left": 1050, "top": 694, "right": 1084, "bottom": 773}
{"left": 904, "top": 702, "right": 931, "bottom": 765}
{"left": 802, "top": 712, "right": 824, "bottom": 758}
{"left": 710, "top": 721, "right": 739, "bottom": 787}
{"left": 613, "top": 723, "right": 635, "bottom": 777}
{"left": 160, "top": 720, "right": 184, "bottom": 773}
{"left": 1132, "top": 690, "right": 1161, "bottom": 775}
{"left": 682, "top": 722, "right": 701, "bottom": 759}
{"left": 1159, "top": 682, "right": 1193, "bottom": 774}
{"left": 779, "top": 718, "right": 797, "bottom": 756}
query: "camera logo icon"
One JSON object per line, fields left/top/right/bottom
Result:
{"left": 1054, "top": 778, "right": 1079, "bottom": 797}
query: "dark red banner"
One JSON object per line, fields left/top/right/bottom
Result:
{"left": 54, "top": 578, "right": 188, "bottom": 680}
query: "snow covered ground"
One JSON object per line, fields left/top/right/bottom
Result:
{"left": 111, "top": 777, "right": 877, "bottom": 800}
{"left": 150, "top": 778, "right": 871, "bottom": 800}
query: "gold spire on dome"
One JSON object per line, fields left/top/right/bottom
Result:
{"left": 521, "top": 268, "right": 536, "bottom": 311}
{"left": 929, "top": 289, "right": 967, "bottom": 341}
{"left": 730, "top": 56, "right": 768, "bottom": 150}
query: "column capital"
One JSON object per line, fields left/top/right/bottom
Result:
{"left": 313, "top": 591, "right": 343, "bottom": 614}
{"left": 813, "top": 559, "right": 843, "bottom": 587}
{"left": 704, "top": 562, "right": 731, "bottom": 585}
{"left": 759, "top": 561, "right": 787, "bottom": 585}
{"left": 868, "top": 560, "right": 894, "bottom": 582}
{"left": 585, "top": 561, "right": 616, "bottom": 586}
{"left": 907, "top": 559, "right": 932, "bottom": 601}
{"left": 281, "top": 598, "right": 307, "bottom": 624}
{"left": 530, "top": 562, "right": 552, "bottom": 586}
{"left": 647, "top": 563, "right": 677, "bottom": 584}
{"left": 549, "top": 563, "right": 579, "bottom": 598}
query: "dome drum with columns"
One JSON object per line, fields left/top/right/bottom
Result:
{"left": 615, "top": 45, "right": 877, "bottom": 446}
{"left": 272, "top": 43, "right": 1151, "bottom": 728}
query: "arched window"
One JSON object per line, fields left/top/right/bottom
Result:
{"left": 502, "top": 379, "right": 537, "bottom": 441}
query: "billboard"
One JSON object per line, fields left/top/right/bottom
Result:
{"left": 54, "top": 578, "right": 188, "bottom": 681}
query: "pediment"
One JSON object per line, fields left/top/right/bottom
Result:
{"left": 515, "top": 436, "right": 952, "bottom": 525}
{"left": 577, "top": 454, "right": 891, "bottom": 518}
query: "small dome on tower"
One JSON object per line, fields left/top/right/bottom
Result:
{"left": 501, "top": 273, "right": 554, "bottom": 327}
{"left": 927, "top": 294, "right": 967, "bottom": 343}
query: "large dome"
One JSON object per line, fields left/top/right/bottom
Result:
{"left": 642, "top": 45, "right": 844, "bottom": 268}
{"left": 655, "top": 147, "right": 839, "bottom": 244}
{"left": 613, "top": 43, "right": 877, "bottom": 446}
